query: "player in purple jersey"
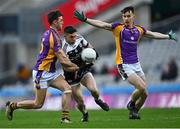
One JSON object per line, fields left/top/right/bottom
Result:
{"left": 5, "top": 10, "right": 79, "bottom": 123}
{"left": 74, "top": 6, "right": 177, "bottom": 119}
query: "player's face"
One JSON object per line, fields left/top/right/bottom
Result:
{"left": 55, "top": 16, "right": 63, "bottom": 31}
{"left": 122, "top": 11, "right": 135, "bottom": 27}
{"left": 65, "top": 32, "right": 77, "bottom": 45}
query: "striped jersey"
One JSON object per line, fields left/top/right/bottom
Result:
{"left": 61, "top": 35, "right": 88, "bottom": 66}
{"left": 34, "top": 28, "right": 61, "bottom": 72}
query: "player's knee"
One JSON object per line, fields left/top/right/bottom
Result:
{"left": 63, "top": 87, "right": 72, "bottom": 94}
{"left": 138, "top": 85, "right": 146, "bottom": 93}
{"left": 34, "top": 103, "right": 43, "bottom": 109}
{"left": 143, "top": 90, "right": 148, "bottom": 98}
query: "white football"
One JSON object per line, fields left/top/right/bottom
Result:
{"left": 81, "top": 48, "right": 97, "bottom": 63}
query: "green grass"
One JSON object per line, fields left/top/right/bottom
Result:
{"left": 0, "top": 108, "right": 180, "bottom": 128}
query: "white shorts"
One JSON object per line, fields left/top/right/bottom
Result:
{"left": 117, "top": 62, "right": 145, "bottom": 80}
{"left": 32, "top": 70, "right": 63, "bottom": 89}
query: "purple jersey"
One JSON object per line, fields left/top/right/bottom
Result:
{"left": 34, "top": 28, "right": 61, "bottom": 72}
{"left": 111, "top": 22, "right": 146, "bottom": 64}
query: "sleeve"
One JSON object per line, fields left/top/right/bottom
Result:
{"left": 41, "top": 33, "right": 50, "bottom": 49}
{"left": 141, "top": 26, "right": 147, "bottom": 35}
{"left": 135, "top": 25, "right": 147, "bottom": 37}
{"left": 80, "top": 36, "right": 88, "bottom": 47}
{"left": 111, "top": 22, "right": 121, "bottom": 30}
{"left": 52, "top": 32, "right": 62, "bottom": 52}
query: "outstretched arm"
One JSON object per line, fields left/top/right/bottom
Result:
{"left": 86, "top": 19, "right": 112, "bottom": 31}
{"left": 145, "top": 30, "right": 177, "bottom": 41}
{"left": 74, "top": 10, "right": 112, "bottom": 31}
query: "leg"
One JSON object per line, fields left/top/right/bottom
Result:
{"left": 17, "top": 88, "right": 47, "bottom": 109}
{"left": 127, "top": 74, "right": 147, "bottom": 103}
{"left": 135, "top": 91, "right": 148, "bottom": 110}
{"left": 72, "top": 85, "right": 88, "bottom": 122}
{"left": 81, "top": 73, "right": 99, "bottom": 100}
{"left": 135, "top": 76, "right": 148, "bottom": 110}
{"left": 6, "top": 88, "right": 47, "bottom": 120}
{"left": 81, "top": 73, "right": 109, "bottom": 111}
{"left": 72, "top": 85, "right": 87, "bottom": 114}
{"left": 50, "top": 75, "right": 72, "bottom": 123}
{"left": 127, "top": 74, "right": 147, "bottom": 119}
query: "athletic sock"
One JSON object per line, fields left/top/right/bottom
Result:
{"left": 62, "top": 111, "right": 69, "bottom": 118}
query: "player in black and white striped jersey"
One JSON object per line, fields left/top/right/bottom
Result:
{"left": 61, "top": 26, "right": 109, "bottom": 122}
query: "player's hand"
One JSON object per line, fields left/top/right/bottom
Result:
{"left": 168, "top": 30, "right": 177, "bottom": 41}
{"left": 74, "top": 10, "right": 87, "bottom": 22}
{"left": 80, "top": 63, "right": 93, "bottom": 70}
{"left": 93, "top": 48, "right": 99, "bottom": 60}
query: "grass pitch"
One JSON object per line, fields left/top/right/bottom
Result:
{"left": 0, "top": 108, "right": 180, "bottom": 128}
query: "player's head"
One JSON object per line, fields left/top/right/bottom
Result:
{"left": 121, "top": 6, "right": 135, "bottom": 27}
{"left": 64, "top": 26, "right": 77, "bottom": 44}
{"left": 48, "top": 10, "right": 63, "bottom": 30}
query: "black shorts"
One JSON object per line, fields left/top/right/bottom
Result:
{"left": 64, "top": 69, "right": 90, "bottom": 86}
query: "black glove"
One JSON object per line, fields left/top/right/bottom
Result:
{"left": 74, "top": 10, "right": 87, "bottom": 22}
{"left": 79, "top": 63, "right": 93, "bottom": 71}
{"left": 93, "top": 48, "right": 99, "bottom": 60}
{"left": 168, "top": 30, "right": 177, "bottom": 41}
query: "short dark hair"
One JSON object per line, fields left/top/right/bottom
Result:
{"left": 64, "top": 26, "right": 77, "bottom": 34}
{"left": 121, "top": 6, "right": 134, "bottom": 14}
{"left": 48, "top": 10, "right": 63, "bottom": 25}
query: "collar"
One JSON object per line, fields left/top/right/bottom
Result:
{"left": 50, "top": 27, "right": 59, "bottom": 35}
{"left": 63, "top": 39, "right": 76, "bottom": 47}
